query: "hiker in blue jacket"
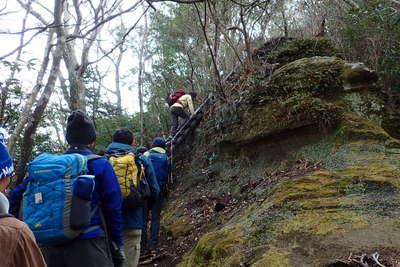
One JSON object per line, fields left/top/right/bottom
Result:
{"left": 9, "top": 110, "right": 125, "bottom": 267}
{"left": 144, "top": 137, "right": 170, "bottom": 253}
{"left": 105, "top": 128, "right": 160, "bottom": 267}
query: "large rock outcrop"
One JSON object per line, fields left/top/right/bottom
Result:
{"left": 163, "top": 38, "right": 400, "bottom": 266}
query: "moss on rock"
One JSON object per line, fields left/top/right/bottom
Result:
{"left": 336, "top": 113, "right": 400, "bottom": 146}
{"left": 341, "top": 62, "right": 378, "bottom": 91}
{"left": 251, "top": 247, "right": 292, "bottom": 267}
{"left": 179, "top": 227, "right": 245, "bottom": 267}
{"left": 164, "top": 215, "right": 194, "bottom": 239}
{"left": 253, "top": 37, "right": 338, "bottom": 66}
{"left": 170, "top": 37, "right": 400, "bottom": 266}
{"left": 255, "top": 57, "right": 346, "bottom": 102}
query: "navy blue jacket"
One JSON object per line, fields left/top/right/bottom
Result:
{"left": 105, "top": 142, "right": 160, "bottom": 230}
{"left": 9, "top": 149, "right": 124, "bottom": 246}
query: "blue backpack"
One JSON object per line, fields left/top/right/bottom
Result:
{"left": 22, "top": 153, "right": 100, "bottom": 246}
{"left": 146, "top": 150, "right": 169, "bottom": 186}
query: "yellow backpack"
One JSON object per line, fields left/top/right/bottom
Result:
{"left": 108, "top": 153, "right": 145, "bottom": 198}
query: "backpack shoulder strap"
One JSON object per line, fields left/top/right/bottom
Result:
{"left": 87, "top": 154, "right": 103, "bottom": 161}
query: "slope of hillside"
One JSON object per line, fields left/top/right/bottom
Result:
{"left": 161, "top": 38, "right": 400, "bottom": 267}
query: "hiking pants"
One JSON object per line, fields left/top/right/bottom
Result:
{"left": 123, "top": 229, "right": 142, "bottom": 267}
{"left": 170, "top": 106, "right": 190, "bottom": 137}
{"left": 141, "top": 200, "right": 149, "bottom": 251}
{"left": 148, "top": 193, "right": 165, "bottom": 249}
{"left": 42, "top": 237, "right": 113, "bottom": 267}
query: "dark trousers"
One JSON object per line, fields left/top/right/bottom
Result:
{"left": 170, "top": 106, "right": 190, "bottom": 137}
{"left": 42, "top": 238, "right": 113, "bottom": 267}
{"left": 148, "top": 194, "right": 165, "bottom": 249}
{"left": 141, "top": 200, "right": 149, "bottom": 251}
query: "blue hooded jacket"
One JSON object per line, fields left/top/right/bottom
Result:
{"left": 105, "top": 142, "right": 160, "bottom": 229}
{"left": 9, "top": 148, "right": 124, "bottom": 246}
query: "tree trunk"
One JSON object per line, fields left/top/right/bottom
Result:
{"left": 281, "top": 8, "right": 289, "bottom": 38}
{"left": 114, "top": 45, "right": 124, "bottom": 115}
{"left": 14, "top": 0, "right": 65, "bottom": 185}
{"left": 8, "top": 30, "right": 54, "bottom": 155}
{"left": 63, "top": 40, "right": 86, "bottom": 111}
{"left": 138, "top": 11, "right": 149, "bottom": 145}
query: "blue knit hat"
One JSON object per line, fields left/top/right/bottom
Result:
{"left": 152, "top": 137, "right": 166, "bottom": 148}
{"left": 0, "top": 143, "right": 14, "bottom": 180}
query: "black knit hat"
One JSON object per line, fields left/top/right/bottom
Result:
{"left": 66, "top": 110, "right": 96, "bottom": 145}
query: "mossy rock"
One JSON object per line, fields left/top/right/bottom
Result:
{"left": 219, "top": 96, "right": 342, "bottom": 144}
{"left": 171, "top": 37, "right": 400, "bottom": 266}
{"left": 341, "top": 63, "right": 378, "bottom": 90}
{"left": 217, "top": 56, "right": 381, "bottom": 144}
{"left": 252, "top": 37, "right": 338, "bottom": 66}
{"left": 239, "top": 164, "right": 400, "bottom": 265}
{"left": 251, "top": 55, "right": 379, "bottom": 104}
{"left": 164, "top": 215, "right": 194, "bottom": 239}
{"left": 382, "top": 112, "right": 400, "bottom": 139}
{"left": 179, "top": 226, "right": 245, "bottom": 267}
{"left": 336, "top": 113, "right": 400, "bottom": 147}
{"left": 251, "top": 247, "right": 292, "bottom": 267}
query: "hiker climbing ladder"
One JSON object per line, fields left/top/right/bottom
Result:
{"left": 166, "top": 69, "right": 236, "bottom": 149}
{"left": 166, "top": 70, "right": 236, "bottom": 184}
{"left": 166, "top": 95, "right": 212, "bottom": 185}
{"left": 166, "top": 95, "right": 212, "bottom": 148}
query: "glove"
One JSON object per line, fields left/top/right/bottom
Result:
{"left": 109, "top": 241, "right": 126, "bottom": 267}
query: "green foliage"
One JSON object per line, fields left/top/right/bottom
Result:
{"left": 94, "top": 115, "right": 137, "bottom": 151}
{"left": 341, "top": 0, "right": 400, "bottom": 91}
{"left": 0, "top": 59, "right": 32, "bottom": 129}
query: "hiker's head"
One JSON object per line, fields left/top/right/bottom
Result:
{"left": 113, "top": 128, "right": 135, "bottom": 146}
{"left": 137, "top": 146, "right": 148, "bottom": 154}
{"left": 152, "top": 137, "right": 166, "bottom": 149}
{"left": 66, "top": 110, "right": 96, "bottom": 146}
{"left": 0, "top": 143, "right": 14, "bottom": 192}
{"left": 189, "top": 92, "right": 197, "bottom": 101}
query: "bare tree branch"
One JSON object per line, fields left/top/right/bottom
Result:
{"left": 148, "top": 0, "right": 205, "bottom": 3}
{"left": 16, "top": 0, "right": 49, "bottom": 25}
{"left": 0, "top": 10, "right": 19, "bottom": 17}
{"left": 72, "top": 0, "right": 83, "bottom": 36}
{"left": 79, "top": 0, "right": 144, "bottom": 40}
{"left": 88, "top": 5, "right": 150, "bottom": 65}
{"left": 193, "top": 1, "right": 223, "bottom": 96}
{"left": 0, "top": 26, "right": 49, "bottom": 61}
{"left": 0, "top": 0, "right": 7, "bottom": 14}
{"left": 146, "top": 0, "right": 157, "bottom": 10}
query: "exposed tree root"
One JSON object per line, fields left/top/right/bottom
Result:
{"left": 327, "top": 252, "right": 395, "bottom": 267}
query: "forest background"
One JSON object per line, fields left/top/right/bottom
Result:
{"left": 0, "top": 0, "right": 399, "bottom": 185}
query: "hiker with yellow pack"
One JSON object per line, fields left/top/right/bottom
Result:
{"left": 105, "top": 128, "right": 160, "bottom": 267}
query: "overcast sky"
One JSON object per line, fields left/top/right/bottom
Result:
{"left": 0, "top": 0, "right": 156, "bottom": 114}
